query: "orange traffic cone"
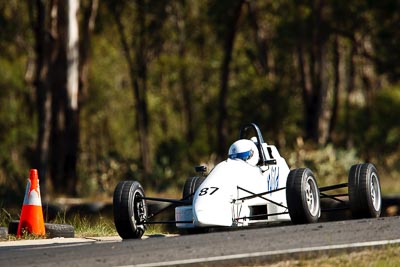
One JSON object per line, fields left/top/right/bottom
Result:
{"left": 17, "top": 169, "right": 46, "bottom": 237}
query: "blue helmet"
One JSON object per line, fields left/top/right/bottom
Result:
{"left": 228, "top": 139, "right": 259, "bottom": 166}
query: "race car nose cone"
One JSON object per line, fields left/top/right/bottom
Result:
{"left": 192, "top": 159, "right": 244, "bottom": 227}
{"left": 194, "top": 208, "right": 232, "bottom": 227}
{"left": 193, "top": 198, "right": 232, "bottom": 227}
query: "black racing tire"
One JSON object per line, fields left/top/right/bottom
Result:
{"left": 348, "top": 163, "right": 382, "bottom": 218}
{"left": 8, "top": 220, "right": 18, "bottom": 236}
{"left": 45, "top": 223, "right": 75, "bottom": 238}
{"left": 113, "top": 181, "right": 147, "bottom": 239}
{"left": 286, "top": 168, "right": 321, "bottom": 224}
{"left": 182, "top": 176, "right": 205, "bottom": 202}
{"left": 8, "top": 220, "right": 74, "bottom": 238}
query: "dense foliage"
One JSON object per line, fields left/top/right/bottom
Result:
{"left": 0, "top": 0, "right": 399, "bottom": 202}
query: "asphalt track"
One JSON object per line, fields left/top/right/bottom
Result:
{"left": 1, "top": 216, "right": 399, "bottom": 266}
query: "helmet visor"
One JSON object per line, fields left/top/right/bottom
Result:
{"left": 229, "top": 150, "right": 253, "bottom": 161}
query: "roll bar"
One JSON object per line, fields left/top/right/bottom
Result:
{"left": 239, "top": 123, "right": 275, "bottom": 166}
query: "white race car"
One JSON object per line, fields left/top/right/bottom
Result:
{"left": 113, "top": 123, "right": 382, "bottom": 239}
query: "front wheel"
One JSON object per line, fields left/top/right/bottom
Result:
{"left": 286, "top": 168, "right": 321, "bottom": 224}
{"left": 348, "top": 163, "right": 381, "bottom": 218}
{"left": 113, "top": 181, "right": 147, "bottom": 239}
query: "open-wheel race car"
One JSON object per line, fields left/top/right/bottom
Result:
{"left": 113, "top": 123, "right": 382, "bottom": 239}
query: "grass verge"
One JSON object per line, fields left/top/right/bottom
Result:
{"left": 268, "top": 244, "right": 400, "bottom": 267}
{"left": 65, "top": 215, "right": 117, "bottom": 237}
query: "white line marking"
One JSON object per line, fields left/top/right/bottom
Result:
{"left": 117, "top": 239, "right": 400, "bottom": 267}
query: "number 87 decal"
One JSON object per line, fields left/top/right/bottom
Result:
{"left": 198, "top": 187, "right": 219, "bottom": 196}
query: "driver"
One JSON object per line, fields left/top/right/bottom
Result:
{"left": 228, "top": 139, "right": 259, "bottom": 166}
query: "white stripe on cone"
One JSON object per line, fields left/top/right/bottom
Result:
{"left": 22, "top": 179, "right": 42, "bottom": 206}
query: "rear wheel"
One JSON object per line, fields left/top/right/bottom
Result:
{"left": 348, "top": 163, "right": 381, "bottom": 218}
{"left": 182, "top": 176, "right": 205, "bottom": 202}
{"left": 113, "top": 181, "right": 147, "bottom": 239}
{"left": 286, "top": 168, "right": 321, "bottom": 224}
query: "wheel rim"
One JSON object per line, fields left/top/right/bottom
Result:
{"left": 370, "top": 172, "right": 381, "bottom": 211}
{"left": 305, "top": 176, "right": 319, "bottom": 217}
{"left": 134, "top": 191, "right": 147, "bottom": 226}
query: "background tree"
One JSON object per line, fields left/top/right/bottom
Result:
{"left": 107, "top": 0, "right": 169, "bottom": 180}
{"left": 45, "top": 0, "right": 80, "bottom": 196}
{"left": 28, "top": 0, "right": 97, "bottom": 196}
{"left": 0, "top": 0, "right": 400, "bottom": 200}
{"left": 29, "top": 0, "right": 55, "bottom": 197}
{"left": 208, "top": 0, "right": 246, "bottom": 159}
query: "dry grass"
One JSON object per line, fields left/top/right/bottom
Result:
{"left": 267, "top": 245, "right": 400, "bottom": 267}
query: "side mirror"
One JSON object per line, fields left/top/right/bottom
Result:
{"left": 195, "top": 166, "right": 207, "bottom": 174}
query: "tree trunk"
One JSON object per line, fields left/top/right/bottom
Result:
{"left": 49, "top": 0, "right": 80, "bottom": 196}
{"left": 79, "top": 0, "right": 98, "bottom": 100}
{"left": 180, "top": 49, "right": 194, "bottom": 145}
{"left": 134, "top": 0, "right": 151, "bottom": 176}
{"left": 50, "top": 0, "right": 67, "bottom": 194}
{"left": 217, "top": 0, "right": 245, "bottom": 159}
{"left": 246, "top": 1, "right": 268, "bottom": 75}
{"left": 309, "top": 0, "right": 322, "bottom": 143}
{"left": 32, "top": 0, "right": 57, "bottom": 199}
{"left": 297, "top": 42, "right": 310, "bottom": 137}
{"left": 175, "top": 3, "right": 194, "bottom": 146}
{"left": 64, "top": 0, "right": 80, "bottom": 194}
{"left": 318, "top": 42, "right": 330, "bottom": 145}
{"left": 345, "top": 41, "right": 356, "bottom": 148}
{"left": 300, "top": 0, "right": 328, "bottom": 144}
{"left": 328, "top": 35, "right": 340, "bottom": 143}
{"left": 110, "top": 0, "right": 151, "bottom": 177}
